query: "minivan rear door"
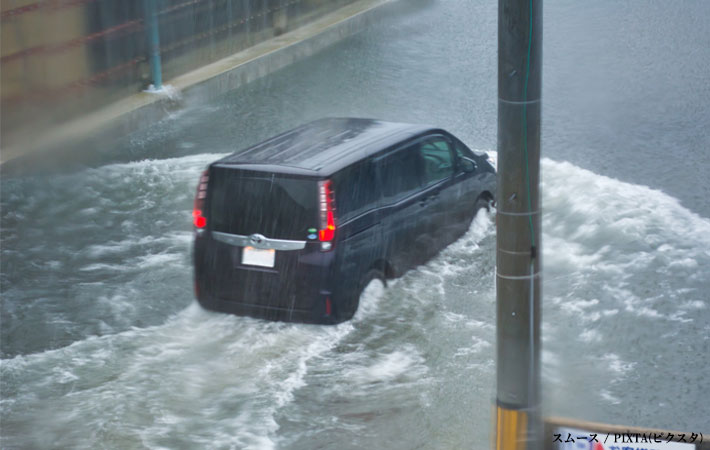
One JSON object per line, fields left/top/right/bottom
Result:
{"left": 209, "top": 167, "right": 319, "bottom": 241}
{"left": 205, "top": 166, "right": 322, "bottom": 309}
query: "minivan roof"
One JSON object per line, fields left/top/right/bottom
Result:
{"left": 214, "top": 118, "right": 438, "bottom": 176}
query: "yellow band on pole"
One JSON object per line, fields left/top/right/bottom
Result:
{"left": 496, "top": 406, "right": 529, "bottom": 450}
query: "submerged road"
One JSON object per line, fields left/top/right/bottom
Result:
{"left": 2, "top": 0, "right": 709, "bottom": 448}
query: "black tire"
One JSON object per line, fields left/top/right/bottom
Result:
{"left": 474, "top": 194, "right": 494, "bottom": 215}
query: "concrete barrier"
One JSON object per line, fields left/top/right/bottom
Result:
{"left": 1, "top": 0, "right": 391, "bottom": 167}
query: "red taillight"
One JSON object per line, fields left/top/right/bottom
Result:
{"left": 319, "top": 210, "right": 335, "bottom": 241}
{"left": 325, "top": 297, "right": 332, "bottom": 316}
{"left": 193, "top": 213, "right": 206, "bottom": 229}
{"left": 318, "top": 180, "right": 336, "bottom": 249}
{"left": 193, "top": 170, "right": 209, "bottom": 229}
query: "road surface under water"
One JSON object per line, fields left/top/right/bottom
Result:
{"left": 2, "top": 0, "right": 709, "bottom": 448}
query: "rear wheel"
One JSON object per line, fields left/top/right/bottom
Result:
{"left": 474, "top": 193, "right": 494, "bottom": 216}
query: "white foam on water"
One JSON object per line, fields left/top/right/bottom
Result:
{"left": 465, "top": 318, "right": 494, "bottom": 331}
{"left": 79, "top": 250, "right": 186, "bottom": 272}
{"left": 447, "top": 207, "right": 495, "bottom": 253}
{"left": 442, "top": 311, "right": 467, "bottom": 323}
{"left": 80, "top": 262, "right": 131, "bottom": 272}
{"left": 98, "top": 152, "right": 227, "bottom": 173}
{"left": 599, "top": 389, "right": 622, "bottom": 405}
{"left": 96, "top": 293, "right": 138, "bottom": 319}
{"left": 351, "top": 278, "right": 387, "bottom": 321}
{"left": 679, "top": 300, "right": 705, "bottom": 310}
{"left": 135, "top": 252, "right": 183, "bottom": 269}
{"left": 2, "top": 152, "right": 232, "bottom": 360}
{"left": 1, "top": 302, "right": 356, "bottom": 449}
{"left": 343, "top": 345, "right": 428, "bottom": 387}
{"left": 542, "top": 158, "right": 710, "bottom": 321}
{"left": 401, "top": 208, "right": 496, "bottom": 314}
{"left": 539, "top": 157, "right": 710, "bottom": 428}
{"left": 4, "top": 150, "right": 710, "bottom": 446}
{"left": 453, "top": 336, "right": 491, "bottom": 358}
{"left": 578, "top": 329, "right": 601, "bottom": 343}
{"left": 601, "top": 353, "right": 635, "bottom": 375}
{"left": 84, "top": 233, "right": 189, "bottom": 259}
{"left": 542, "top": 159, "right": 710, "bottom": 247}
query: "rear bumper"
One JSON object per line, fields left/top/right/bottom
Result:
{"left": 193, "top": 232, "right": 344, "bottom": 324}
{"left": 195, "top": 291, "right": 339, "bottom": 324}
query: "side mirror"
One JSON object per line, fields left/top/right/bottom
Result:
{"left": 459, "top": 157, "right": 477, "bottom": 173}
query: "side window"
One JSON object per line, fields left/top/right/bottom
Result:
{"left": 419, "top": 138, "right": 455, "bottom": 186}
{"left": 451, "top": 137, "right": 479, "bottom": 173}
{"left": 380, "top": 146, "right": 422, "bottom": 203}
{"left": 452, "top": 137, "right": 473, "bottom": 159}
{"left": 334, "top": 162, "right": 378, "bottom": 221}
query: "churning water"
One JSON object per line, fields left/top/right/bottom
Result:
{"left": 3, "top": 154, "right": 708, "bottom": 448}
{"left": 2, "top": 0, "right": 709, "bottom": 448}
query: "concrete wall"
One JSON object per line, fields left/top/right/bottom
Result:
{"left": 0, "top": 0, "right": 361, "bottom": 158}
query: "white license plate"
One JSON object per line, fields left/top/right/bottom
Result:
{"left": 241, "top": 246, "right": 275, "bottom": 267}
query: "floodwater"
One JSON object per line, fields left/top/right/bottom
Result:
{"left": 2, "top": 0, "right": 709, "bottom": 448}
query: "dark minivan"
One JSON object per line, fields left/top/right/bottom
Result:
{"left": 192, "top": 118, "right": 495, "bottom": 324}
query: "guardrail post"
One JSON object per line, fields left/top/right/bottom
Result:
{"left": 144, "top": 0, "right": 162, "bottom": 90}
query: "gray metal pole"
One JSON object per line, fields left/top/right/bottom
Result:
{"left": 495, "top": 0, "right": 542, "bottom": 447}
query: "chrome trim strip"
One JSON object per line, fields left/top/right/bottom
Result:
{"left": 212, "top": 231, "right": 306, "bottom": 250}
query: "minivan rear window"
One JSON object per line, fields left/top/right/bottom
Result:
{"left": 209, "top": 168, "right": 318, "bottom": 240}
